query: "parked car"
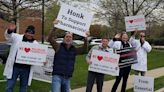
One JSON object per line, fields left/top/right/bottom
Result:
{"left": 73, "top": 40, "right": 84, "bottom": 45}
{"left": 90, "top": 39, "right": 102, "bottom": 45}
{"left": 56, "top": 38, "right": 63, "bottom": 43}
{"left": 56, "top": 38, "right": 84, "bottom": 46}
{"left": 0, "top": 42, "right": 11, "bottom": 64}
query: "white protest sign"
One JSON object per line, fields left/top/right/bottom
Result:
{"left": 125, "top": 15, "right": 146, "bottom": 32}
{"left": 33, "top": 47, "right": 55, "bottom": 83}
{"left": 16, "top": 42, "right": 48, "bottom": 66}
{"left": 55, "top": 3, "right": 93, "bottom": 37}
{"left": 88, "top": 49, "right": 120, "bottom": 76}
{"left": 134, "top": 76, "right": 154, "bottom": 92}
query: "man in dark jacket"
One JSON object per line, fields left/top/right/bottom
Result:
{"left": 48, "top": 20, "right": 89, "bottom": 92}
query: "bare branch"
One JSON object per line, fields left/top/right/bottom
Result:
{"left": 145, "top": 0, "right": 163, "bottom": 17}
{"left": 0, "top": 1, "right": 13, "bottom": 10}
{"left": 134, "top": 0, "right": 146, "bottom": 15}
{"left": 122, "top": 0, "right": 129, "bottom": 16}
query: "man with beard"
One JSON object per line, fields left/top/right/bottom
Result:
{"left": 48, "top": 20, "right": 89, "bottom": 92}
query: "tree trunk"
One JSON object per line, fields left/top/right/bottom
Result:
{"left": 12, "top": 0, "right": 17, "bottom": 33}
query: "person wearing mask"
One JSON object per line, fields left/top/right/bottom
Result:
{"left": 48, "top": 20, "right": 89, "bottom": 92}
{"left": 111, "top": 32, "right": 132, "bottom": 92}
{"left": 86, "top": 37, "right": 112, "bottom": 92}
{"left": 130, "top": 31, "right": 152, "bottom": 76}
{"left": 3, "top": 21, "right": 38, "bottom": 92}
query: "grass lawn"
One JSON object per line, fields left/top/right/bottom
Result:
{"left": 147, "top": 49, "right": 164, "bottom": 70}
{"left": 0, "top": 64, "right": 4, "bottom": 80}
{"left": 0, "top": 80, "right": 51, "bottom": 92}
{"left": 126, "top": 76, "right": 164, "bottom": 92}
{"left": 0, "top": 49, "right": 164, "bottom": 91}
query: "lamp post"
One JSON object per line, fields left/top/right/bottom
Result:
{"left": 41, "top": 0, "right": 45, "bottom": 44}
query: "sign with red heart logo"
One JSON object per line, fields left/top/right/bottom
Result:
{"left": 129, "top": 20, "right": 133, "bottom": 23}
{"left": 97, "top": 56, "right": 103, "bottom": 61}
{"left": 89, "top": 49, "right": 120, "bottom": 76}
{"left": 125, "top": 15, "right": 146, "bottom": 32}
{"left": 16, "top": 42, "right": 48, "bottom": 66}
{"left": 24, "top": 48, "right": 31, "bottom": 53}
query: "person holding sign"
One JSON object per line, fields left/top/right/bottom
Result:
{"left": 108, "top": 33, "right": 121, "bottom": 47}
{"left": 3, "top": 21, "right": 38, "bottom": 92}
{"left": 111, "top": 32, "right": 132, "bottom": 92}
{"left": 130, "top": 31, "right": 152, "bottom": 76}
{"left": 48, "top": 20, "right": 89, "bottom": 92}
{"left": 86, "top": 37, "right": 112, "bottom": 92}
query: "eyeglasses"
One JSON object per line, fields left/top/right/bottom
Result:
{"left": 26, "top": 33, "right": 34, "bottom": 37}
{"left": 140, "top": 35, "right": 146, "bottom": 37}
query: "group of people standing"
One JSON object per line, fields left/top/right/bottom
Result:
{"left": 3, "top": 20, "right": 151, "bottom": 92}
{"left": 86, "top": 31, "right": 152, "bottom": 92}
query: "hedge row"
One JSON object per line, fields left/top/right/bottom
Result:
{"left": 147, "top": 38, "right": 164, "bottom": 46}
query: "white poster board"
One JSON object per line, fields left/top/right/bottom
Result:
{"left": 88, "top": 49, "right": 120, "bottom": 76}
{"left": 33, "top": 47, "right": 55, "bottom": 83}
{"left": 16, "top": 42, "right": 48, "bottom": 66}
{"left": 125, "top": 15, "right": 146, "bottom": 32}
{"left": 134, "top": 76, "right": 154, "bottom": 92}
{"left": 55, "top": 3, "right": 93, "bottom": 37}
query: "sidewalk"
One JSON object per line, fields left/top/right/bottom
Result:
{"left": 153, "top": 46, "right": 164, "bottom": 49}
{"left": 155, "top": 87, "right": 164, "bottom": 92}
{"left": 71, "top": 67, "right": 164, "bottom": 92}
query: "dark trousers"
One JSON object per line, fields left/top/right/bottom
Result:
{"left": 134, "top": 70, "right": 145, "bottom": 76}
{"left": 86, "top": 71, "right": 104, "bottom": 92}
{"left": 111, "top": 66, "right": 131, "bottom": 92}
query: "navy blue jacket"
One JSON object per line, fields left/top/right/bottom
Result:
{"left": 48, "top": 28, "right": 88, "bottom": 78}
{"left": 52, "top": 43, "right": 76, "bottom": 77}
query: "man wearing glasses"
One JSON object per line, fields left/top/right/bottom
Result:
{"left": 130, "top": 31, "right": 152, "bottom": 76}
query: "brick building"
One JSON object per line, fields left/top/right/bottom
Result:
{"left": 0, "top": 9, "right": 42, "bottom": 42}
{"left": 0, "top": 19, "right": 8, "bottom": 41}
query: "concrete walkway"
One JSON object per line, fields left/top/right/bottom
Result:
{"left": 153, "top": 46, "right": 164, "bottom": 49}
{"left": 155, "top": 87, "right": 164, "bottom": 92}
{"left": 71, "top": 67, "right": 164, "bottom": 92}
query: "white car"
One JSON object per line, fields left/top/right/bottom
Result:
{"left": 73, "top": 40, "right": 84, "bottom": 45}
{"left": 56, "top": 38, "right": 63, "bottom": 43}
{"left": 40, "top": 39, "right": 84, "bottom": 46}
{"left": 90, "top": 39, "right": 102, "bottom": 45}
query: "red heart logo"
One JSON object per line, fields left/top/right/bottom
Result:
{"left": 24, "top": 48, "right": 31, "bottom": 53}
{"left": 129, "top": 20, "right": 133, "bottom": 23}
{"left": 97, "top": 56, "right": 103, "bottom": 61}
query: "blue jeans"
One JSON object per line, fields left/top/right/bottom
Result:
{"left": 52, "top": 75, "right": 70, "bottom": 92}
{"left": 6, "top": 66, "right": 30, "bottom": 92}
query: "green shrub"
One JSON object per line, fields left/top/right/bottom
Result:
{"left": 147, "top": 38, "right": 164, "bottom": 45}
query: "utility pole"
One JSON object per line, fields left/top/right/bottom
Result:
{"left": 12, "top": 0, "right": 17, "bottom": 33}
{"left": 42, "top": 0, "right": 45, "bottom": 44}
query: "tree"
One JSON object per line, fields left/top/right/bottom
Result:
{"left": 101, "top": 25, "right": 115, "bottom": 38}
{"left": 0, "top": 0, "right": 55, "bottom": 23}
{"left": 90, "top": 24, "right": 102, "bottom": 38}
{"left": 89, "top": 0, "right": 164, "bottom": 33}
{"left": 44, "top": 1, "right": 60, "bottom": 35}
